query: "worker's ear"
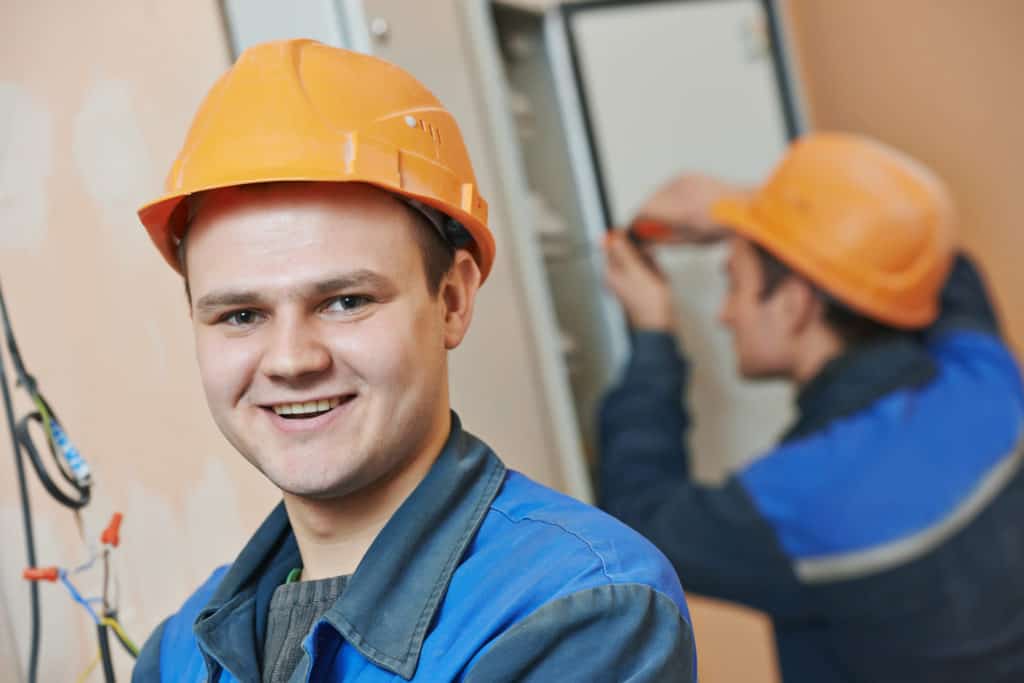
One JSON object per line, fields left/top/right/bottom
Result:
{"left": 441, "top": 250, "right": 482, "bottom": 350}
{"left": 777, "top": 276, "right": 821, "bottom": 335}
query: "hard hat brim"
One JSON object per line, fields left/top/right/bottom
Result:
{"left": 138, "top": 176, "right": 495, "bottom": 283}
{"left": 712, "top": 195, "right": 937, "bottom": 329}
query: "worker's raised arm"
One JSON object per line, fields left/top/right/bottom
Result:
{"left": 597, "top": 326, "right": 810, "bottom": 616}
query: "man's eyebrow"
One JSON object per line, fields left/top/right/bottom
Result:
{"left": 312, "top": 270, "right": 392, "bottom": 295}
{"left": 194, "top": 270, "right": 394, "bottom": 313}
{"left": 194, "top": 290, "right": 267, "bottom": 313}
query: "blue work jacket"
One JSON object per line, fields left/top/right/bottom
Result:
{"left": 600, "top": 255, "right": 1024, "bottom": 682}
{"left": 133, "top": 415, "right": 696, "bottom": 682}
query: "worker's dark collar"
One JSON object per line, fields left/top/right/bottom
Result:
{"left": 782, "top": 335, "right": 937, "bottom": 443}
{"left": 192, "top": 412, "right": 507, "bottom": 680}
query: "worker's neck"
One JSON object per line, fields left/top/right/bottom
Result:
{"left": 282, "top": 409, "right": 452, "bottom": 581}
{"left": 791, "top": 324, "right": 845, "bottom": 387}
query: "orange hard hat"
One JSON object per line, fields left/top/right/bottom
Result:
{"left": 138, "top": 39, "right": 495, "bottom": 282}
{"left": 712, "top": 132, "right": 956, "bottom": 329}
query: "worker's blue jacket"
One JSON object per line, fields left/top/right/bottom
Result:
{"left": 599, "top": 255, "right": 1024, "bottom": 682}
{"left": 133, "top": 415, "right": 696, "bottom": 682}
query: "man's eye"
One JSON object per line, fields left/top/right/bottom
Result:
{"left": 325, "top": 295, "right": 373, "bottom": 313}
{"left": 221, "top": 310, "right": 263, "bottom": 326}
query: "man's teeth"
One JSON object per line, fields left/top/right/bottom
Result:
{"left": 273, "top": 397, "right": 343, "bottom": 416}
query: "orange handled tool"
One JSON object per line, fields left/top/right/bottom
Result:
{"left": 627, "top": 218, "right": 676, "bottom": 244}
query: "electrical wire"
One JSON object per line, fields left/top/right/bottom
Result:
{"left": 100, "top": 617, "right": 139, "bottom": 658}
{"left": 97, "top": 623, "right": 115, "bottom": 683}
{"left": 0, "top": 292, "right": 40, "bottom": 683}
{"left": 15, "top": 410, "right": 90, "bottom": 509}
{"left": 76, "top": 650, "right": 100, "bottom": 683}
{"left": 59, "top": 571, "right": 101, "bottom": 624}
{"left": 1, "top": 278, "right": 95, "bottom": 682}
{"left": 2, "top": 279, "right": 131, "bottom": 681}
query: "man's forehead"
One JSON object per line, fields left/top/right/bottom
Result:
{"left": 191, "top": 181, "right": 411, "bottom": 224}
{"left": 185, "top": 183, "right": 421, "bottom": 256}
{"left": 185, "top": 185, "right": 421, "bottom": 282}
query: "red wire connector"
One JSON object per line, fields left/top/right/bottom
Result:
{"left": 101, "top": 512, "right": 123, "bottom": 547}
{"left": 23, "top": 566, "right": 59, "bottom": 582}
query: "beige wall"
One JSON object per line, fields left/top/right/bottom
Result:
{"left": 0, "top": 2, "right": 274, "bottom": 680}
{"left": 788, "top": 0, "right": 1024, "bottom": 353}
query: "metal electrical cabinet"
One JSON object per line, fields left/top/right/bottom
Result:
{"left": 481, "top": 0, "right": 806, "bottom": 482}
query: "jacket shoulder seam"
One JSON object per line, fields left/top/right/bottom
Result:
{"left": 488, "top": 506, "right": 612, "bottom": 582}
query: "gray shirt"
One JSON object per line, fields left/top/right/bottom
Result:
{"left": 263, "top": 574, "right": 349, "bottom": 683}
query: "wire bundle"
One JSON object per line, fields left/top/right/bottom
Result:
{"left": 25, "top": 513, "right": 139, "bottom": 681}
{"left": 2, "top": 280, "right": 136, "bottom": 682}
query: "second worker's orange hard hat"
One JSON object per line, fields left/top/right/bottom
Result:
{"left": 712, "top": 132, "right": 956, "bottom": 329}
{"left": 138, "top": 39, "right": 495, "bottom": 282}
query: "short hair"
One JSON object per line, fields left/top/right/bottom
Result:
{"left": 175, "top": 184, "right": 456, "bottom": 302}
{"left": 749, "top": 241, "right": 899, "bottom": 347}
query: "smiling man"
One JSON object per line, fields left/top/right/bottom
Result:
{"left": 130, "top": 39, "right": 695, "bottom": 683}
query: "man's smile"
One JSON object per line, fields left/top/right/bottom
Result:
{"left": 263, "top": 394, "right": 357, "bottom": 420}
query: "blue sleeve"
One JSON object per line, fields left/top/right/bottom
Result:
{"left": 131, "top": 566, "right": 230, "bottom": 682}
{"left": 132, "top": 618, "right": 167, "bottom": 683}
{"left": 464, "top": 583, "right": 696, "bottom": 682}
{"left": 927, "top": 253, "right": 1001, "bottom": 339}
{"left": 598, "top": 332, "right": 808, "bottom": 617}
{"left": 600, "top": 332, "right": 692, "bottom": 489}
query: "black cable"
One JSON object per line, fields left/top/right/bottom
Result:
{"left": 1, "top": 279, "right": 91, "bottom": 681}
{"left": 97, "top": 622, "right": 116, "bottom": 683}
{"left": 36, "top": 395, "right": 79, "bottom": 488}
{"left": 1, "top": 279, "right": 90, "bottom": 510}
{"left": 0, "top": 309, "right": 40, "bottom": 683}
{"left": 16, "top": 412, "right": 89, "bottom": 509}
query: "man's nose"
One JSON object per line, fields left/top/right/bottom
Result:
{"left": 261, "top": 315, "right": 332, "bottom": 382}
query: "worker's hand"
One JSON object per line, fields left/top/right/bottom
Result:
{"left": 632, "top": 173, "right": 746, "bottom": 244}
{"left": 603, "top": 232, "right": 675, "bottom": 332}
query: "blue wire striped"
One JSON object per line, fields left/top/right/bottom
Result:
{"left": 59, "top": 571, "right": 100, "bottom": 624}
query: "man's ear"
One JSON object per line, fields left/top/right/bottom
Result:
{"left": 778, "top": 276, "right": 822, "bottom": 335}
{"left": 442, "top": 251, "right": 482, "bottom": 350}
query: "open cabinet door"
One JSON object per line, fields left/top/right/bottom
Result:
{"left": 481, "top": 2, "right": 807, "bottom": 680}
{"left": 488, "top": 0, "right": 803, "bottom": 483}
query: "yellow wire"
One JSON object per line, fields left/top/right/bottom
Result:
{"left": 32, "top": 394, "right": 63, "bottom": 468}
{"left": 32, "top": 394, "right": 52, "bottom": 436}
{"left": 76, "top": 650, "right": 100, "bottom": 683}
{"left": 100, "top": 617, "right": 140, "bottom": 657}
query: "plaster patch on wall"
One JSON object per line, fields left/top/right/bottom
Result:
{"left": 0, "top": 83, "right": 54, "bottom": 249}
{"left": 143, "top": 318, "right": 169, "bottom": 377}
{"left": 122, "top": 486, "right": 190, "bottom": 630}
{"left": 183, "top": 455, "right": 247, "bottom": 577}
{"left": 72, "top": 79, "right": 157, "bottom": 265}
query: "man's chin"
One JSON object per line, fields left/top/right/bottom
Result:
{"left": 277, "top": 479, "right": 356, "bottom": 501}
{"left": 258, "top": 462, "right": 361, "bottom": 501}
{"left": 737, "top": 362, "right": 787, "bottom": 383}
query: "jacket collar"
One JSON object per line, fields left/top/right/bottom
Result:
{"left": 193, "top": 412, "right": 507, "bottom": 680}
{"left": 782, "top": 335, "right": 937, "bottom": 443}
